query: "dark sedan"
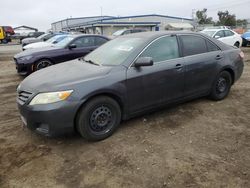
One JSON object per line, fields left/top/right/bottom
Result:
{"left": 14, "top": 34, "right": 109, "bottom": 75}
{"left": 17, "top": 31, "right": 244, "bottom": 141}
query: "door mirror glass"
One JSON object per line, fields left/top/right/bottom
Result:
{"left": 68, "top": 44, "right": 77, "bottom": 49}
{"left": 134, "top": 57, "right": 153, "bottom": 67}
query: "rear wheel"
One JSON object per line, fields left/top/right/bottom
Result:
{"left": 76, "top": 96, "right": 121, "bottom": 141}
{"left": 34, "top": 59, "right": 53, "bottom": 71}
{"left": 209, "top": 71, "right": 232, "bottom": 101}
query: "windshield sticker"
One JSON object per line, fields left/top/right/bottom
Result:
{"left": 117, "top": 46, "right": 133, "bottom": 51}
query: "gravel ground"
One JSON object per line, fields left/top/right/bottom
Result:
{"left": 0, "top": 45, "right": 249, "bottom": 188}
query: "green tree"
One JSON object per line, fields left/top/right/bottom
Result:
{"left": 236, "top": 19, "right": 248, "bottom": 28}
{"left": 217, "top": 10, "right": 236, "bottom": 26}
{"left": 196, "top": 8, "right": 214, "bottom": 24}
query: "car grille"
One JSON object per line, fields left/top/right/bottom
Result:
{"left": 17, "top": 90, "right": 33, "bottom": 105}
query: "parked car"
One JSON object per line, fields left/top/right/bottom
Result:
{"left": 23, "top": 34, "right": 69, "bottom": 50}
{"left": 0, "top": 26, "right": 15, "bottom": 43}
{"left": 112, "top": 28, "right": 147, "bottom": 37}
{"left": 17, "top": 31, "right": 45, "bottom": 41}
{"left": 201, "top": 28, "right": 242, "bottom": 47}
{"left": 26, "top": 31, "right": 45, "bottom": 38}
{"left": 21, "top": 32, "right": 65, "bottom": 47}
{"left": 242, "top": 31, "right": 250, "bottom": 47}
{"left": 14, "top": 34, "right": 109, "bottom": 75}
{"left": 17, "top": 31, "right": 244, "bottom": 141}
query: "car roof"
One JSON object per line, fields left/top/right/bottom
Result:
{"left": 202, "top": 28, "right": 234, "bottom": 32}
{"left": 119, "top": 31, "right": 232, "bottom": 51}
{"left": 119, "top": 30, "right": 194, "bottom": 39}
{"left": 71, "top": 34, "right": 110, "bottom": 39}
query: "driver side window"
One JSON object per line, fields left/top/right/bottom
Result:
{"left": 215, "top": 31, "right": 225, "bottom": 38}
{"left": 140, "top": 36, "right": 180, "bottom": 63}
{"left": 74, "top": 37, "right": 95, "bottom": 48}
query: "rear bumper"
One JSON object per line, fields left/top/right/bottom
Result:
{"left": 234, "top": 59, "right": 244, "bottom": 83}
{"left": 17, "top": 100, "right": 81, "bottom": 137}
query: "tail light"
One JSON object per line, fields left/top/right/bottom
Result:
{"left": 239, "top": 51, "right": 244, "bottom": 59}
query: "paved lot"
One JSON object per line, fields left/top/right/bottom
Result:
{"left": 0, "top": 45, "right": 250, "bottom": 188}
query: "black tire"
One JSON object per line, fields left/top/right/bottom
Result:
{"left": 2, "top": 39, "right": 8, "bottom": 44}
{"left": 76, "top": 96, "right": 121, "bottom": 141}
{"left": 234, "top": 42, "right": 240, "bottom": 48}
{"left": 209, "top": 71, "right": 232, "bottom": 101}
{"left": 34, "top": 59, "right": 53, "bottom": 71}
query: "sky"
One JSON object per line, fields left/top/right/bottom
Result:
{"left": 1, "top": 0, "right": 250, "bottom": 31}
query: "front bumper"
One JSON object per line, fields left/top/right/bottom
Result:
{"left": 17, "top": 99, "right": 81, "bottom": 137}
{"left": 14, "top": 58, "right": 32, "bottom": 75}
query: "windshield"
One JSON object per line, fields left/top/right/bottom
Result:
{"left": 53, "top": 36, "right": 75, "bottom": 47}
{"left": 112, "top": 30, "right": 125, "bottom": 36}
{"left": 200, "top": 30, "right": 216, "bottom": 37}
{"left": 84, "top": 37, "right": 145, "bottom": 66}
{"left": 46, "top": 35, "right": 67, "bottom": 44}
{"left": 28, "top": 32, "right": 35, "bottom": 37}
{"left": 37, "top": 33, "right": 47, "bottom": 39}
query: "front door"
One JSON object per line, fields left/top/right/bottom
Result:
{"left": 126, "top": 35, "right": 185, "bottom": 114}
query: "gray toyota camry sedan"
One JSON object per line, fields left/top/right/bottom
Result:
{"left": 17, "top": 31, "right": 244, "bottom": 141}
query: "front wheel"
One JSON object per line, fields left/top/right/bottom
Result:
{"left": 34, "top": 59, "right": 53, "bottom": 71}
{"left": 209, "top": 71, "right": 232, "bottom": 101}
{"left": 76, "top": 96, "right": 121, "bottom": 141}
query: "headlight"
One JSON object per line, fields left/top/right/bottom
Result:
{"left": 29, "top": 90, "right": 73, "bottom": 105}
{"left": 19, "top": 55, "right": 33, "bottom": 61}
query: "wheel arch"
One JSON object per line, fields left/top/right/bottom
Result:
{"left": 220, "top": 67, "right": 235, "bottom": 85}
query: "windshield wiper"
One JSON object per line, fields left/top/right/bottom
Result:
{"left": 82, "top": 58, "right": 100, "bottom": 66}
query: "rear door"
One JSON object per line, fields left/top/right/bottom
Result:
{"left": 179, "top": 34, "right": 222, "bottom": 96}
{"left": 126, "top": 35, "right": 185, "bottom": 113}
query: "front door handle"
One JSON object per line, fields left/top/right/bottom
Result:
{"left": 215, "top": 55, "right": 222, "bottom": 60}
{"left": 175, "top": 64, "right": 183, "bottom": 70}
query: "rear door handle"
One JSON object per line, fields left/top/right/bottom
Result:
{"left": 215, "top": 55, "right": 222, "bottom": 60}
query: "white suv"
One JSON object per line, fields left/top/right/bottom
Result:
{"left": 201, "top": 29, "right": 242, "bottom": 47}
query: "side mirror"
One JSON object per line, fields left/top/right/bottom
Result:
{"left": 52, "top": 41, "right": 58, "bottom": 44}
{"left": 214, "top": 35, "right": 220, "bottom": 39}
{"left": 134, "top": 57, "right": 153, "bottom": 67}
{"left": 68, "top": 44, "right": 77, "bottom": 49}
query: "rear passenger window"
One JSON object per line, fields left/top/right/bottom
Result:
{"left": 206, "top": 40, "right": 220, "bottom": 52}
{"left": 180, "top": 35, "right": 207, "bottom": 56}
{"left": 140, "top": 36, "right": 179, "bottom": 62}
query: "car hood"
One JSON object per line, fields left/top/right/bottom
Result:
{"left": 242, "top": 32, "right": 250, "bottom": 39}
{"left": 14, "top": 46, "right": 62, "bottom": 58}
{"left": 19, "top": 59, "right": 113, "bottom": 92}
{"left": 23, "top": 42, "right": 52, "bottom": 50}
